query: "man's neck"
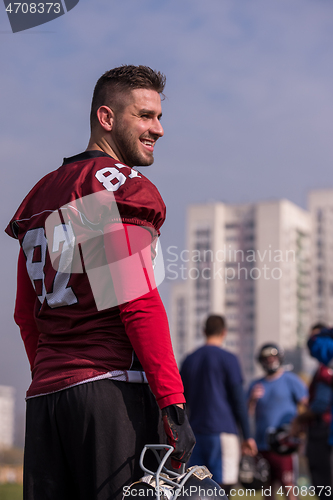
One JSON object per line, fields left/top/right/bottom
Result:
{"left": 86, "top": 137, "right": 121, "bottom": 163}
{"left": 206, "top": 335, "right": 225, "bottom": 347}
{"left": 265, "top": 368, "right": 284, "bottom": 381}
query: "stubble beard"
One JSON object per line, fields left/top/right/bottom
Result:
{"left": 113, "top": 125, "right": 154, "bottom": 168}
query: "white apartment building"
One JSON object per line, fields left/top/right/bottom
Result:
{"left": 308, "top": 189, "right": 333, "bottom": 327}
{"left": 0, "top": 386, "right": 15, "bottom": 449}
{"left": 169, "top": 199, "right": 311, "bottom": 383}
{"left": 169, "top": 281, "right": 189, "bottom": 363}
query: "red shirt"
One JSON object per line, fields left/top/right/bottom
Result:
{"left": 309, "top": 364, "right": 333, "bottom": 424}
{"left": 6, "top": 151, "right": 185, "bottom": 408}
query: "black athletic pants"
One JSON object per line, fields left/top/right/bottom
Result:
{"left": 24, "top": 379, "right": 164, "bottom": 500}
{"left": 306, "top": 420, "right": 332, "bottom": 499}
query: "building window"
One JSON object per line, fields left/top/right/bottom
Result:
{"left": 225, "top": 301, "right": 238, "bottom": 307}
{"left": 317, "top": 209, "right": 323, "bottom": 222}
{"left": 318, "top": 278, "right": 324, "bottom": 296}
{"left": 195, "top": 229, "right": 211, "bottom": 239}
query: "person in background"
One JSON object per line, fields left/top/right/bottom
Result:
{"left": 307, "top": 324, "right": 333, "bottom": 495}
{"left": 291, "top": 323, "right": 332, "bottom": 499}
{"left": 248, "top": 344, "right": 308, "bottom": 500}
{"left": 181, "top": 314, "right": 257, "bottom": 496}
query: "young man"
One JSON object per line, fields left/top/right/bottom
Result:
{"left": 248, "top": 344, "right": 308, "bottom": 500}
{"left": 181, "top": 315, "right": 257, "bottom": 495}
{"left": 6, "top": 65, "right": 195, "bottom": 500}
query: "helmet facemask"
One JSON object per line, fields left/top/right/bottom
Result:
{"left": 258, "top": 345, "right": 283, "bottom": 375}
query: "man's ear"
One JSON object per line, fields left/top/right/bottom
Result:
{"left": 96, "top": 105, "right": 114, "bottom": 132}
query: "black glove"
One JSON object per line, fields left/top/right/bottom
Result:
{"left": 162, "top": 404, "right": 196, "bottom": 469}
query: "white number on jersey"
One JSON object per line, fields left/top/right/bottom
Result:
{"left": 21, "top": 224, "right": 78, "bottom": 308}
{"left": 95, "top": 164, "right": 141, "bottom": 191}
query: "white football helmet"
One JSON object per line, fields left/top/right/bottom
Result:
{"left": 123, "top": 445, "right": 227, "bottom": 500}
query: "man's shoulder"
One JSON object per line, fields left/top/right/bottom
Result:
{"left": 200, "top": 345, "right": 241, "bottom": 368}
{"left": 265, "top": 370, "right": 306, "bottom": 392}
{"left": 190, "top": 344, "right": 236, "bottom": 358}
{"left": 282, "top": 370, "right": 306, "bottom": 387}
{"left": 62, "top": 152, "right": 156, "bottom": 192}
{"left": 216, "top": 347, "right": 241, "bottom": 368}
{"left": 183, "top": 345, "right": 206, "bottom": 361}
{"left": 181, "top": 345, "right": 214, "bottom": 366}
{"left": 7, "top": 151, "right": 166, "bottom": 238}
{"left": 78, "top": 155, "right": 166, "bottom": 230}
{"left": 281, "top": 370, "right": 300, "bottom": 381}
{"left": 219, "top": 346, "right": 238, "bottom": 359}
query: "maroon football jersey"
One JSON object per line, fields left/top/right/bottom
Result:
{"left": 6, "top": 151, "right": 185, "bottom": 407}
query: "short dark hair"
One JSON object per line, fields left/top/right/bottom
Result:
{"left": 90, "top": 65, "right": 166, "bottom": 129}
{"left": 311, "top": 322, "right": 327, "bottom": 332}
{"left": 204, "top": 315, "right": 226, "bottom": 337}
{"left": 309, "top": 322, "right": 327, "bottom": 339}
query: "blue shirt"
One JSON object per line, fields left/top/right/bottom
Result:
{"left": 180, "top": 345, "right": 250, "bottom": 437}
{"left": 248, "top": 371, "right": 308, "bottom": 450}
{"left": 308, "top": 330, "right": 333, "bottom": 366}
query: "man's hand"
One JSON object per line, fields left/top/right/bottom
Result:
{"left": 249, "top": 383, "right": 265, "bottom": 401}
{"left": 241, "top": 438, "right": 257, "bottom": 456}
{"left": 289, "top": 411, "right": 313, "bottom": 436}
{"left": 162, "top": 404, "right": 196, "bottom": 469}
{"left": 248, "top": 383, "right": 265, "bottom": 416}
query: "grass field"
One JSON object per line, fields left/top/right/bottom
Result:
{"left": 0, "top": 483, "right": 23, "bottom": 500}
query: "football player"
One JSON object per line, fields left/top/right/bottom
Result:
{"left": 6, "top": 65, "right": 195, "bottom": 500}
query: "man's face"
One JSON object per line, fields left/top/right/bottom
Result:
{"left": 111, "top": 88, "right": 164, "bottom": 168}
{"left": 261, "top": 355, "right": 280, "bottom": 374}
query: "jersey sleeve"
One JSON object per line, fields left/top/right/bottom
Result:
{"left": 317, "top": 364, "right": 333, "bottom": 385}
{"left": 14, "top": 249, "right": 40, "bottom": 371}
{"left": 86, "top": 161, "right": 166, "bottom": 235}
{"left": 103, "top": 222, "right": 185, "bottom": 409}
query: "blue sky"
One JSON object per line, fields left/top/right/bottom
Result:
{"left": 1, "top": 0, "right": 333, "bottom": 434}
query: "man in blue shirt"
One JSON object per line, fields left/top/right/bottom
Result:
{"left": 248, "top": 344, "right": 308, "bottom": 500}
{"left": 181, "top": 315, "right": 257, "bottom": 495}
